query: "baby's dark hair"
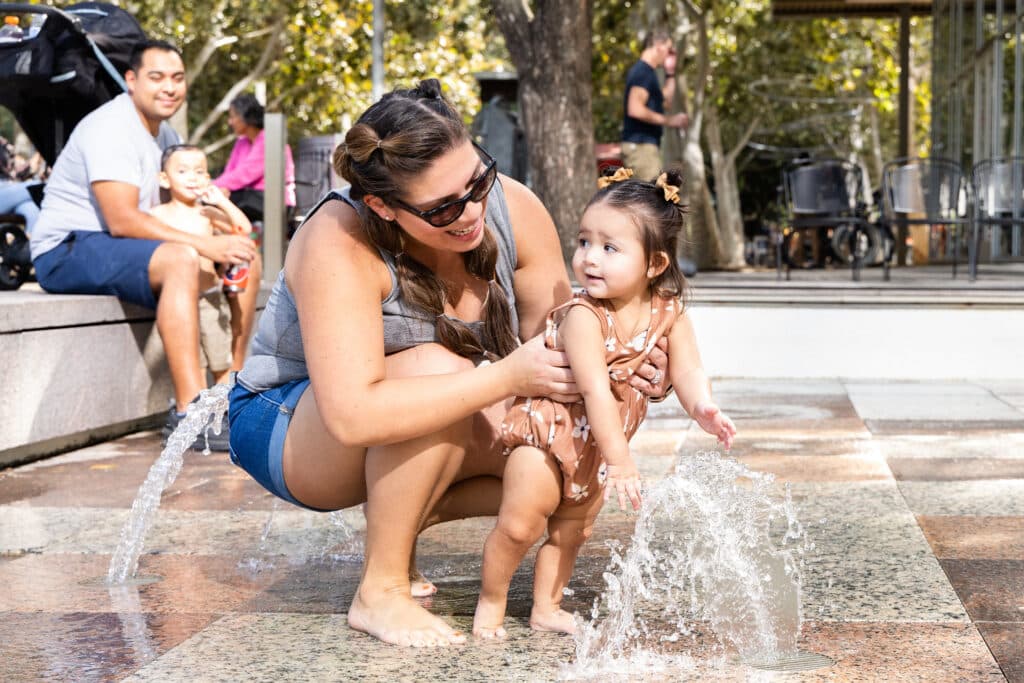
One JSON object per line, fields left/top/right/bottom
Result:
{"left": 160, "top": 143, "right": 204, "bottom": 171}
{"left": 588, "top": 167, "right": 689, "bottom": 302}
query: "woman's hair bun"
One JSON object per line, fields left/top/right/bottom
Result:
{"left": 414, "top": 78, "right": 444, "bottom": 100}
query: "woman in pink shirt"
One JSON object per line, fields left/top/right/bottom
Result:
{"left": 214, "top": 93, "right": 296, "bottom": 222}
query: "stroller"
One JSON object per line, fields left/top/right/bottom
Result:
{"left": 0, "top": 1, "right": 147, "bottom": 290}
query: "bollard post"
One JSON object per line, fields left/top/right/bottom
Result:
{"left": 263, "top": 113, "right": 286, "bottom": 283}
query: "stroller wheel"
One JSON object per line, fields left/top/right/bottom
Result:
{"left": 0, "top": 224, "right": 32, "bottom": 291}
{"left": 830, "top": 224, "right": 883, "bottom": 266}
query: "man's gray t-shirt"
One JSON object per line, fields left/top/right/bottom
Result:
{"left": 30, "top": 93, "right": 181, "bottom": 259}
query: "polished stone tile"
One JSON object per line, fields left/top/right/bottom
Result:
{"left": 0, "top": 554, "right": 285, "bottom": 614}
{"left": 0, "top": 444, "right": 276, "bottom": 511}
{"left": 977, "top": 622, "right": 1024, "bottom": 683}
{"left": 789, "top": 483, "right": 967, "bottom": 622}
{"left": 919, "top": 516, "right": 1024, "bottom": 559}
{"left": 0, "top": 610, "right": 214, "bottom": 682}
{"left": 875, "top": 432, "right": 1024, "bottom": 459}
{"left": 714, "top": 392, "right": 866, "bottom": 433}
{"left": 713, "top": 379, "right": 849, "bottom": 396}
{"left": 734, "top": 454, "right": 891, "bottom": 482}
{"left": 792, "top": 622, "right": 1003, "bottom": 682}
{"left": 940, "top": 559, "right": 1024, "bottom": 623}
{"left": 898, "top": 480, "right": 1024, "bottom": 515}
{"left": 845, "top": 382, "right": 1024, "bottom": 421}
{"left": 124, "top": 614, "right": 576, "bottom": 683}
{"left": 122, "top": 615, "right": 1004, "bottom": 683}
{"left": 738, "top": 435, "right": 879, "bottom": 458}
{"left": 0, "top": 504, "right": 366, "bottom": 559}
{"left": 889, "top": 456, "right": 1024, "bottom": 481}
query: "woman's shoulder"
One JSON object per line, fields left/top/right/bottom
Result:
{"left": 285, "top": 196, "right": 389, "bottom": 292}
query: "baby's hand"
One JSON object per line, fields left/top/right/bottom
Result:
{"left": 692, "top": 400, "right": 737, "bottom": 451}
{"left": 604, "top": 462, "right": 643, "bottom": 511}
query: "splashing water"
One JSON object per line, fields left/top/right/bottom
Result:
{"left": 562, "top": 451, "right": 810, "bottom": 679}
{"left": 107, "top": 383, "right": 232, "bottom": 584}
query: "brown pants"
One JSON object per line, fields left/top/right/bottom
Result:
{"left": 620, "top": 142, "right": 662, "bottom": 181}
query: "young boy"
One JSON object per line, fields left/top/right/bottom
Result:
{"left": 150, "top": 144, "right": 252, "bottom": 386}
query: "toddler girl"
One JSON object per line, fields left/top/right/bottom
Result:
{"left": 473, "top": 168, "right": 737, "bottom": 638}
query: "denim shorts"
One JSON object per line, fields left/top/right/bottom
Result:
{"left": 229, "top": 378, "right": 330, "bottom": 512}
{"left": 33, "top": 231, "right": 162, "bottom": 309}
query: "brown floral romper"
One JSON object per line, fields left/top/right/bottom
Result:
{"left": 500, "top": 292, "right": 681, "bottom": 505}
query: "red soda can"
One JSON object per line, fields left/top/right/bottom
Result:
{"left": 223, "top": 261, "right": 250, "bottom": 293}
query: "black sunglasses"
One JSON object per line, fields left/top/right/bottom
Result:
{"left": 391, "top": 142, "right": 498, "bottom": 227}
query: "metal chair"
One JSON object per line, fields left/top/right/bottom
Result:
{"left": 970, "top": 157, "right": 1024, "bottom": 281}
{"left": 779, "top": 158, "right": 873, "bottom": 281}
{"left": 880, "top": 157, "right": 968, "bottom": 278}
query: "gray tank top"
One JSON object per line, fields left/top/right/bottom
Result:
{"left": 237, "top": 181, "right": 520, "bottom": 392}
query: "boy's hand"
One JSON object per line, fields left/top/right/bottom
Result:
{"left": 692, "top": 400, "right": 737, "bottom": 451}
{"left": 603, "top": 462, "right": 643, "bottom": 511}
{"left": 198, "top": 185, "right": 230, "bottom": 207}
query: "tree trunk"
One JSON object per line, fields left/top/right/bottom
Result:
{"left": 491, "top": 0, "right": 596, "bottom": 264}
{"left": 704, "top": 105, "right": 750, "bottom": 269}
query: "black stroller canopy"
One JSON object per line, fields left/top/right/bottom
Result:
{"left": 0, "top": 2, "right": 148, "bottom": 166}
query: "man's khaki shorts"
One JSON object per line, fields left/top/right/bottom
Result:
{"left": 620, "top": 142, "right": 662, "bottom": 182}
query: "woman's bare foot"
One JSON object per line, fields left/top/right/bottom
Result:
{"left": 472, "top": 595, "right": 508, "bottom": 639}
{"left": 410, "top": 569, "right": 437, "bottom": 598}
{"left": 348, "top": 586, "right": 465, "bottom": 647}
{"left": 529, "top": 606, "right": 577, "bottom": 634}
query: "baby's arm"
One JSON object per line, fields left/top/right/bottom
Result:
{"left": 667, "top": 312, "right": 737, "bottom": 450}
{"left": 560, "top": 306, "right": 642, "bottom": 510}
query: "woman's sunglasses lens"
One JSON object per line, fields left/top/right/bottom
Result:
{"left": 430, "top": 204, "right": 463, "bottom": 227}
{"left": 471, "top": 165, "right": 497, "bottom": 202}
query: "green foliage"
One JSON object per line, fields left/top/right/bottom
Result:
{"left": 124, "top": 0, "right": 508, "bottom": 157}
{"left": 590, "top": 0, "right": 932, "bottom": 160}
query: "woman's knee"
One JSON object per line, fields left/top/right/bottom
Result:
{"left": 385, "top": 343, "right": 475, "bottom": 378}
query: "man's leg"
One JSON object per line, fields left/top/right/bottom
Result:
{"left": 148, "top": 242, "right": 205, "bottom": 412}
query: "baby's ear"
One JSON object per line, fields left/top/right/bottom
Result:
{"left": 158, "top": 171, "right": 170, "bottom": 189}
{"left": 647, "top": 251, "right": 670, "bottom": 279}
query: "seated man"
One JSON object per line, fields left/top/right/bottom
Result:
{"left": 28, "top": 39, "right": 258, "bottom": 451}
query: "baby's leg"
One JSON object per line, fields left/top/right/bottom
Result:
{"left": 529, "top": 492, "right": 604, "bottom": 634}
{"left": 473, "top": 446, "right": 562, "bottom": 639}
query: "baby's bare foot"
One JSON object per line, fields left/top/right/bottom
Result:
{"left": 348, "top": 587, "right": 465, "bottom": 647}
{"left": 529, "top": 606, "right": 577, "bottom": 635}
{"left": 472, "top": 595, "right": 508, "bottom": 639}
{"left": 410, "top": 569, "right": 437, "bottom": 598}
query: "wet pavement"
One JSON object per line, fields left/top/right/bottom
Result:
{"left": 1, "top": 379, "right": 1022, "bottom": 682}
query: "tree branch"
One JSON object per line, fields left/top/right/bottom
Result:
{"left": 725, "top": 115, "right": 761, "bottom": 166}
{"left": 189, "top": 22, "right": 285, "bottom": 144}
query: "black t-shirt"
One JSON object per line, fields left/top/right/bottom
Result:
{"left": 621, "top": 60, "right": 663, "bottom": 145}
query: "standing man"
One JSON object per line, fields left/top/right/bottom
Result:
{"left": 621, "top": 29, "right": 689, "bottom": 181}
{"left": 29, "top": 40, "right": 258, "bottom": 451}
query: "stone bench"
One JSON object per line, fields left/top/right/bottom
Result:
{"left": 0, "top": 284, "right": 265, "bottom": 468}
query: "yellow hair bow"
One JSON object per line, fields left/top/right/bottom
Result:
{"left": 597, "top": 166, "right": 634, "bottom": 189}
{"left": 655, "top": 173, "right": 681, "bottom": 205}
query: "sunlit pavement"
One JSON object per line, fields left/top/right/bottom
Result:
{"left": 1, "top": 379, "right": 1022, "bottom": 681}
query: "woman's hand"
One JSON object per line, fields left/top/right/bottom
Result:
{"left": 629, "top": 336, "right": 670, "bottom": 399}
{"left": 604, "top": 461, "right": 643, "bottom": 511}
{"left": 692, "top": 400, "right": 737, "bottom": 451}
{"left": 505, "top": 334, "right": 579, "bottom": 403}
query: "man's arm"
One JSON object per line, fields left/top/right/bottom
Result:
{"left": 626, "top": 87, "right": 687, "bottom": 129}
{"left": 93, "top": 180, "right": 256, "bottom": 264}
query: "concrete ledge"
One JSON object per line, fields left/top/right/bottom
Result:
{"left": 0, "top": 284, "right": 267, "bottom": 468}
{"left": 690, "top": 303, "right": 1024, "bottom": 381}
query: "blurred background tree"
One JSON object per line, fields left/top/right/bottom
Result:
{"left": 1, "top": 0, "right": 930, "bottom": 270}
